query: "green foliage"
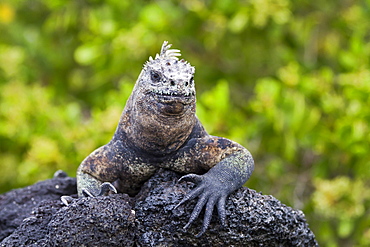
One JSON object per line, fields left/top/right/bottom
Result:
{"left": 0, "top": 0, "right": 369, "bottom": 246}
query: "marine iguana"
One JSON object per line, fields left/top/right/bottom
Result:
{"left": 75, "top": 41, "right": 254, "bottom": 236}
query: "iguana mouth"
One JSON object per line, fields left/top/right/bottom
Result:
{"left": 159, "top": 91, "right": 195, "bottom": 97}
{"left": 151, "top": 91, "right": 195, "bottom": 105}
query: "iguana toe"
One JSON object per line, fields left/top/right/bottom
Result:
{"left": 82, "top": 182, "right": 117, "bottom": 197}
{"left": 98, "top": 182, "right": 117, "bottom": 196}
{"left": 61, "top": 195, "right": 74, "bottom": 206}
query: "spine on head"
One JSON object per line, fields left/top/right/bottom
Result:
{"left": 147, "top": 41, "right": 182, "bottom": 63}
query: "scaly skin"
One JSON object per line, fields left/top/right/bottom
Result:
{"left": 77, "top": 41, "right": 254, "bottom": 236}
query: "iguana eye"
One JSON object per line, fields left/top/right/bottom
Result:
{"left": 151, "top": 71, "right": 161, "bottom": 83}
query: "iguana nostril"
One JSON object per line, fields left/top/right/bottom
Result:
{"left": 170, "top": 80, "right": 176, "bottom": 86}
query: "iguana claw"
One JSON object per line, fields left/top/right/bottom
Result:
{"left": 176, "top": 173, "right": 228, "bottom": 237}
{"left": 61, "top": 182, "right": 117, "bottom": 206}
{"left": 61, "top": 195, "right": 74, "bottom": 206}
{"left": 82, "top": 182, "right": 117, "bottom": 197}
{"left": 97, "top": 182, "right": 117, "bottom": 196}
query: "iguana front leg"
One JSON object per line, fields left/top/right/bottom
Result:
{"left": 61, "top": 144, "right": 121, "bottom": 206}
{"left": 61, "top": 173, "right": 117, "bottom": 206}
{"left": 76, "top": 143, "right": 123, "bottom": 197}
{"left": 76, "top": 140, "right": 158, "bottom": 198}
{"left": 176, "top": 141, "right": 254, "bottom": 237}
{"left": 61, "top": 166, "right": 117, "bottom": 206}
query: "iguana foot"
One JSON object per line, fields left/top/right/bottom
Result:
{"left": 82, "top": 182, "right": 117, "bottom": 197}
{"left": 61, "top": 182, "right": 117, "bottom": 206}
{"left": 61, "top": 195, "right": 74, "bottom": 206}
{"left": 176, "top": 173, "right": 228, "bottom": 237}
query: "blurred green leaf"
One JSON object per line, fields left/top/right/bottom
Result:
{"left": 74, "top": 43, "right": 101, "bottom": 65}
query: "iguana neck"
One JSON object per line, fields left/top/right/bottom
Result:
{"left": 115, "top": 91, "right": 196, "bottom": 156}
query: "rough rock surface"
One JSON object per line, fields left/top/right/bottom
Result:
{"left": 0, "top": 170, "right": 318, "bottom": 246}
{"left": 0, "top": 170, "right": 76, "bottom": 242}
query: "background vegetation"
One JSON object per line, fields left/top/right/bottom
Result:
{"left": 0, "top": 0, "right": 369, "bottom": 246}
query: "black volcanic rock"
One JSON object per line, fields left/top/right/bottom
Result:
{"left": 0, "top": 170, "right": 318, "bottom": 246}
{"left": 0, "top": 170, "right": 76, "bottom": 242}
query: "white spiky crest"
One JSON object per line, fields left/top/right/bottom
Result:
{"left": 139, "top": 41, "right": 195, "bottom": 85}
{"left": 130, "top": 41, "right": 195, "bottom": 108}
{"left": 148, "top": 41, "right": 182, "bottom": 62}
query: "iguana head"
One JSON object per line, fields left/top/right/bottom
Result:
{"left": 133, "top": 41, "right": 196, "bottom": 116}
{"left": 119, "top": 42, "right": 198, "bottom": 154}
